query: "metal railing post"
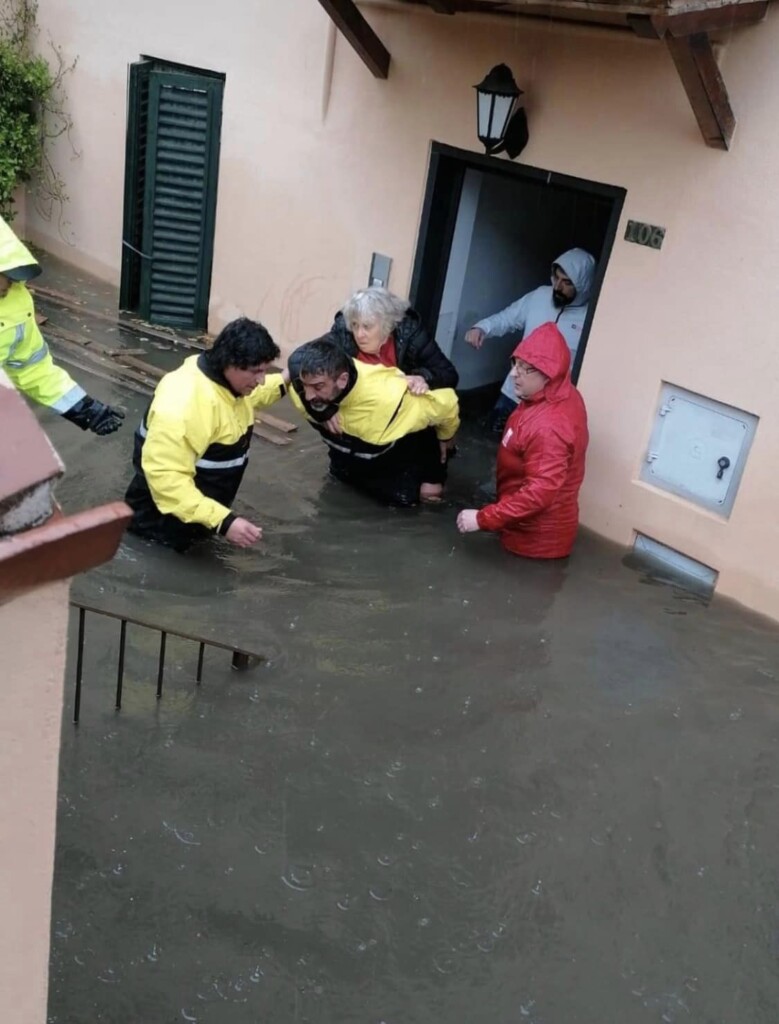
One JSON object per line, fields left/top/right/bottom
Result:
{"left": 68, "top": 601, "right": 263, "bottom": 720}
{"left": 73, "top": 606, "right": 86, "bottom": 724}
{"left": 115, "top": 619, "right": 127, "bottom": 709}
{"left": 156, "top": 632, "right": 167, "bottom": 698}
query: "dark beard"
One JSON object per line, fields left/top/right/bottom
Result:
{"left": 552, "top": 291, "right": 570, "bottom": 308}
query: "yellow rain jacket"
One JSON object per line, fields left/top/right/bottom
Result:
{"left": 0, "top": 217, "right": 85, "bottom": 413}
{"left": 124, "top": 354, "right": 286, "bottom": 548}
{"left": 289, "top": 360, "right": 460, "bottom": 450}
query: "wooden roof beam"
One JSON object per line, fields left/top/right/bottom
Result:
{"left": 628, "top": 3, "right": 767, "bottom": 150}
{"left": 317, "top": 0, "right": 391, "bottom": 79}
{"left": 665, "top": 32, "right": 735, "bottom": 149}
{"left": 627, "top": 1, "right": 768, "bottom": 39}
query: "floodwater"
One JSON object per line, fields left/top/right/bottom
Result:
{"left": 42, "top": 359, "right": 779, "bottom": 1024}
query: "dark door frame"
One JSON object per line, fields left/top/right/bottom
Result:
{"left": 409, "top": 142, "right": 627, "bottom": 384}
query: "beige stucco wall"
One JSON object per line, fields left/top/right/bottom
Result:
{"left": 0, "top": 580, "right": 70, "bottom": 1024}
{"left": 20, "top": 0, "right": 779, "bottom": 619}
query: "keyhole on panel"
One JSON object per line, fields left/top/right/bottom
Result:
{"left": 716, "top": 456, "right": 731, "bottom": 480}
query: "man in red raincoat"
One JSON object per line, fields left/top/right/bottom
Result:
{"left": 456, "top": 322, "right": 588, "bottom": 559}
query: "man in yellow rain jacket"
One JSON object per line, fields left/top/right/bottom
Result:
{"left": 124, "top": 318, "right": 288, "bottom": 552}
{"left": 289, "top": 337, "right": 459, "bottom": 506}
{"left": 0, "top": 216, "right": 124, "bottom": 434}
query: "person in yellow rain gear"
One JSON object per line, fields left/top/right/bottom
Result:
{"left": 287, "top": 337, "right": 460, "bottom": 506}
{"left": 0, "top": 216, "right": 124, "bottom": 434}
{"left": 124, "top": 318, "right": 288, "bottom": 552}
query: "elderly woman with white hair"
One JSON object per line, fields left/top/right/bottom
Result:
{"left": 330, "top": 287, "right": 459, "bottom": 393}
{"left": 326, "top": 287, "right": 459, "bottom": 501}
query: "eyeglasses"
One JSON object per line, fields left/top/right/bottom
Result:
{"left": 511, "top": 359, "right": 541, "bottom": 376}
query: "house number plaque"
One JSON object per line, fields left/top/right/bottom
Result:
{"left": 624, "top": 219, "right": 665, "bottom": 250}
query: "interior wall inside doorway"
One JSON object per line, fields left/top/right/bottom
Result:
{"left": 436, "top": 169, "right": 612, "bottom": 391}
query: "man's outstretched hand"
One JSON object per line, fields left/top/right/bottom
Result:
{"left": 225, "top": 517, "right": 263, "bottom": 547}
{"left": 464, "top": 328, "right": 485, "bottom": 349}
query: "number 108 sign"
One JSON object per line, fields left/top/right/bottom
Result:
{"left": 624, "top": 220, "right": 665, "bottom": 250}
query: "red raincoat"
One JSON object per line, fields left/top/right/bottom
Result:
{"left": 476, "top": 323, "right": 589, "bottom": 559}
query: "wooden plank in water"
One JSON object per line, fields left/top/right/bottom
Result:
{"left": 112, "top": 353, "right": 165, "bottom": 379}
{"left": 253, "top": 422, "right": 291, "bottom": 446}
{"left": 257, "top": 411, "right": 297, "bottom": 433}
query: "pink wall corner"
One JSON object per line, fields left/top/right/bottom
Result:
{"left": 0, "top": 580, "right": 70, "bottom": 1024}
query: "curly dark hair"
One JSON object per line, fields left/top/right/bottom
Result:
{"left": 204, "top": 317, "right": 280, "bottom": 372}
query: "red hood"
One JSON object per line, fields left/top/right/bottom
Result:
{"left": 512, "top": 322, "right": 572, "bottom": 403}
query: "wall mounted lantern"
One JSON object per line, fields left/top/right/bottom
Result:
{"left": 474, "top": 64, "right": 529, "bottom": 160}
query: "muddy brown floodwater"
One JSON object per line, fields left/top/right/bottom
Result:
{"left": 40, "top": 364, "right": 779, "bottom": 1024}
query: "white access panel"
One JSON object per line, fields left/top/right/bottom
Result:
{"left": 641, "top": 383, "right": 758, "bottom": 517}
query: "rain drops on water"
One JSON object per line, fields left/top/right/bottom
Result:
{"left": 433, "top": 953, "right": 456, "bottom": 975}
{"left": 162, "top": 821, "right": 201, "bottom": 846}
{"left": 281, "top": 865, "right": 314, "bottom": 891}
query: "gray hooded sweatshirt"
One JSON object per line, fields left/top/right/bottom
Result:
{"left": 474, "top": 247, "right": 596, "bottom": 400}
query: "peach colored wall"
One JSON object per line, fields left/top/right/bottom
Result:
{"left": 0, "top": 580, "right": 70, "bottom": 1024}
{"left": 20, "top": 1, "right": 779, "bottom": 619}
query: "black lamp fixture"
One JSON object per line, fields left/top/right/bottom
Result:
{"left": 474, "top": 64, "right": 529, "bottom": 160}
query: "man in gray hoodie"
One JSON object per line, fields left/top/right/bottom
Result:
{"left": 465, "top": 247, "right": 596, "bottom": 433}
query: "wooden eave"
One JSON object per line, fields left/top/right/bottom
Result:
{"left": 317, "top": 0, "right": 773, "bottom": 149}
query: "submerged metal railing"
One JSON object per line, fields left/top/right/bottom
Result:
{"left": 69, "top": 600, "right": 263, "bottom": 724}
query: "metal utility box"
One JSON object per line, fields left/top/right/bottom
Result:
{"left": 641, "top": 384, "right": 758, "bottom": 517}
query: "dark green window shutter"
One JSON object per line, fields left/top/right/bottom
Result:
{"left": 139, "top": 71, "right": 223, "bottom": 330}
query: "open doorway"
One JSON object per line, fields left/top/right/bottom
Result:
{"left": 410, "top": 143, "right": 625, "bottom": 402}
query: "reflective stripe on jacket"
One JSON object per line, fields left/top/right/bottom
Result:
{"left": 0, "top": 282, "right": 85, "bottom": 412}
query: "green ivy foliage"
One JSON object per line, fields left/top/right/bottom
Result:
{"left": 0, "top": 40, "right": 52, "bottom": 220}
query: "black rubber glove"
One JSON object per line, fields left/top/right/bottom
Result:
{"left": 62, "top": 395, "right": 125, "bottom": 435}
